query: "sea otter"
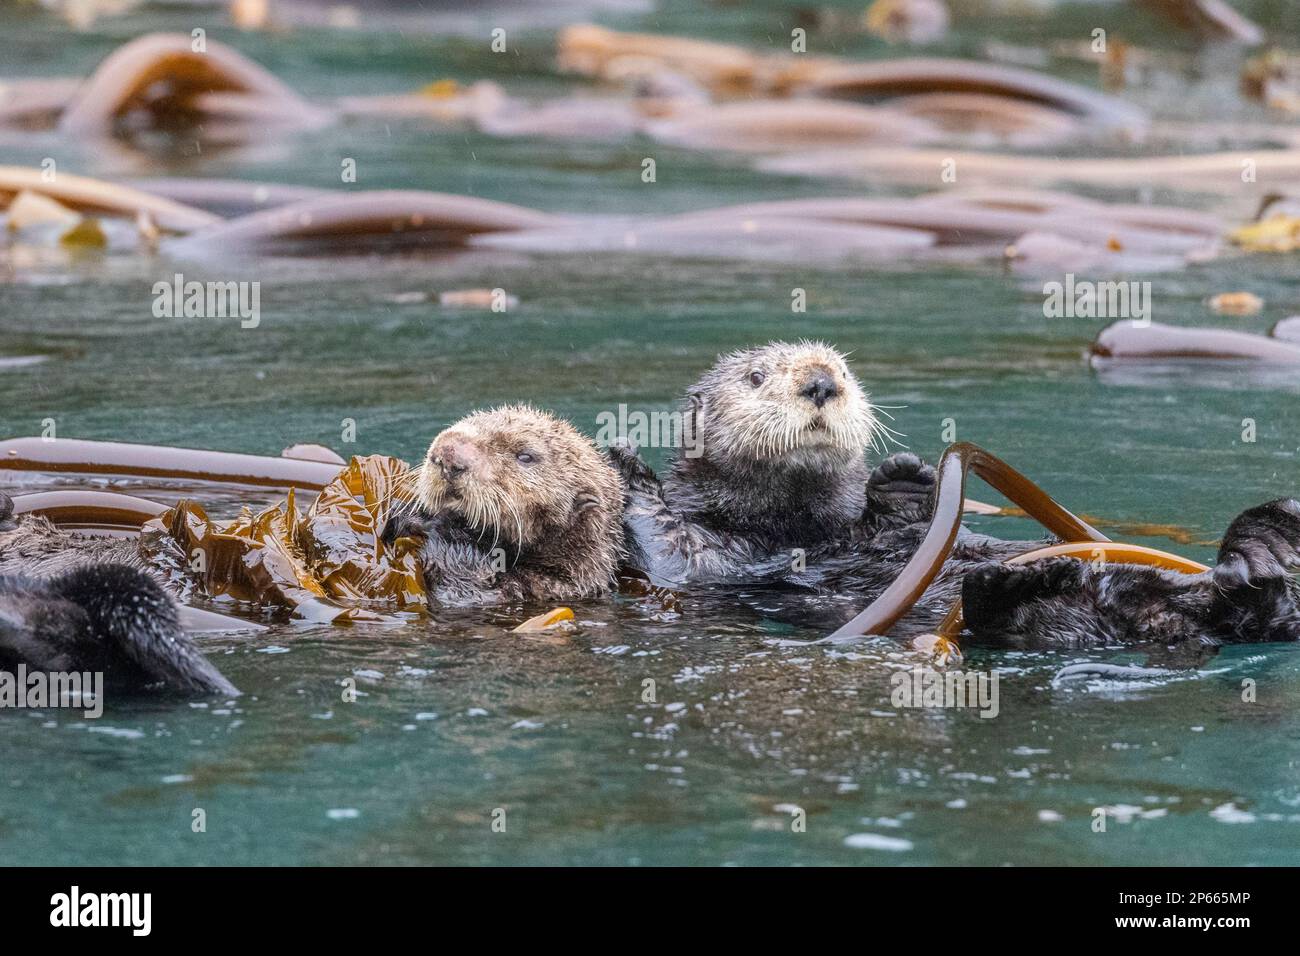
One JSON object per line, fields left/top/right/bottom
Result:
{"left": 959, "top": 499, "right": 1300, "bottom": 648}
{"left": 1, "top": 406, "right": 623, "bottom": 612}
{"left": 0, "top": 497, "right": 145, "bottom": 581}
{"left": 611, "top": 341, "right": 1300, "bottom": 647}
{"left": 0, "top": 562, "right": 239, "bottom": 696}
{"left": 0, "top": 493, "right": 238, "bottom": 695}
{"left": 609, "top": 340, "right": 942, "bottom": 584}
{"left": 382, "top": 404, "right": 625, "bottom": 604}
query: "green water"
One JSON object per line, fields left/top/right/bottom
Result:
{"left": 2, "top": 2, "right": 1300, "bottom": 865}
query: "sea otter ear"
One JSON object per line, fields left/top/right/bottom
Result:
{"left": 687, "top": 390, "right": 706, "bottom": 422}
{"left": 686, "top": 390, "right": 706, "bottom": 433}
{"left": 573, "top": 490, "right": 603, "bottom": 514}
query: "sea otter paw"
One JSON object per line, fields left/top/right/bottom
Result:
{"left": 1213, "top": 498, "right": 1300, "bottom": 592}
{"left": 378, "top": 508, "right": 434, "bottom": 549}
{"left": 962, "top": 558, "right": 1088, "bottom": 633}
{"left": 869, "top": 452, "right": 936, "bottom": 493}
{"left": 866, "top": 452, "right": 936, "bottom": 527}
{"left": 606, "top": 440, "right": 660, "bottom": 492}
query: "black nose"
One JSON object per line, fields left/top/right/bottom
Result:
{"left": 437, "top": 458, "right": 468, "bottom": 480}
{"left": 800, "top": 373, "right": 838, "bottom": 408}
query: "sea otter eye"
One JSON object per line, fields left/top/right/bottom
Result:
{"left": 516, "top": 451, "right": 537, "bottom": 465}
{"left": 748, "top": 370, "right": 765, "bottom": 388}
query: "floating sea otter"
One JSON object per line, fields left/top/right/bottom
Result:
{"left": 610, "top": 342, "right": 1300, "bottom": 648}
{"left": 0, "top": 492, "right": 238, "bottom": 698}
{"left": 382, "top": 405, "right": 626, "bottom": 604}
{"left": 0, "top": 405, "right": 623, "bottom": 695}
{"left": 1, "top": 405, "right": 626, "bottom": 612}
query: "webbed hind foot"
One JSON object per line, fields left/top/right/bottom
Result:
{"left": 1213, "top": 498, "right": 1300, "bottom": 592}
{"left": 1209, "top": 498, "right": 1300, "bottom": 641}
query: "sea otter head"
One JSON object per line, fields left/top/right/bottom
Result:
{"left": 686, "top": 340, "right": 880, "bottom": 470}
{"left": 415, "top": 404, "right": 623, "bottom": 576}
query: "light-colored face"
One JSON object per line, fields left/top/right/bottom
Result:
{"left": 693, "top": 341, "right": 881, "bottom": 466}
{"left": 415, "top": 404, "right": 620, "bottom": 550}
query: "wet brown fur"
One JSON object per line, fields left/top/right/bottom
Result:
{"left": 401, "top": 404, "right": 626, "bottom": 604}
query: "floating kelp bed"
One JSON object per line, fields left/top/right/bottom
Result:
{"left": 759, "top": 147, "right": 1300, "bottom": 194}
{"left": 0, "top": 436, "right": 341, "bottom": 490}
{"left": 556, "top": 24, "right": 1146, "bottom": 138}
{"left": 168, "top": 191, "right": 565, "bottom": 255}
{"left": 0, "top": 26, "right": 1151, "bottom": 157}
{"left": 0, "top": 166, "right": 218, "bottom": 232}
{"left": 2, "top": 162, "right": 1236, "bottom": 270}
{"left": 4, "top": 443, "right": 421, "bottom": 624}
{"left": 1091, "top": 320, "right": 1300, "bottom": 364}
{"left": 141, "top": 455, "right": 425, "bottom": 624}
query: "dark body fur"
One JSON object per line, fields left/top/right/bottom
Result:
{"left": 382, "top": 505, "right": 620, "bottom": 605}
{"left": 0, "top": 563, "right": 238, "bottom": 696}
{"left": 0, "top": 491, "right": 236, "bottom": 695}
{"left": 958, "top": 499, "right": 1300, "bottom": 649}
{"left": 0, "top": 509, "right": 147, "bottom": 581}
{"left": 619, "top": 445, "right": 1300, "bottom": 648}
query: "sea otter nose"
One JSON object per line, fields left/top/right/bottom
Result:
{"left": 436, "top": 438, "right": 477, "bottom": 480}
{"left": 800, "top": 372, "right": 839, "bottom": 408}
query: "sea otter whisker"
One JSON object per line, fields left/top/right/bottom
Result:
{"left": 871, "top": 422, "right": 906, "bottom": 444}
{"left": 472, "top": 494, "right": 497, "bottom": 549}
{"left": 502, "top": 496, "right": 526, "bottom": 564}
{"left": 866, "top": 417, "right": 906, "bottom": 454}
{"left": 375, "top": 469, "right": 424, "bottom": 512}
{"left": 381, "top": 496, "right": 418, "bottom": 522}
{"left": 483, "top": 489, "right": 505, "bottom": 556}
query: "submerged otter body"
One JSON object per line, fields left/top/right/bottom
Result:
{"left": 383, "top": 404, "right": 625, "bottom": 605}
{"left": 762, "top": 505, "right": 1300, "bottom": 650}
{"left": 0, "top": 495, "right": 145, "bottom": 581}
{"left": 0, "top": 563, "right": 238, "bottom": 696}
{"left": 615, "top": 342, "right": 1300, "bottom": 648}
{"left": 957, "top": 499, "right": 1300, "bottom": 649}
{"left": 0, "top": 496, "right": 237, "bottom": 695}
